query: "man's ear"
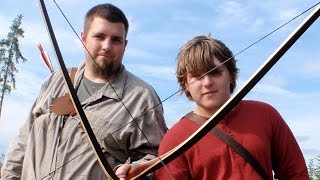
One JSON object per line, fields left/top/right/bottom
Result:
{"left": 125, "top": 39, "right": 128, "bottom": 48}
{"left": 123, "top": 39, "right": 128, "bottom": 52}
{"left": 81, "top": 32, "right": 86, "bottom": 43}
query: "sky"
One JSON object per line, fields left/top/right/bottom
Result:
{"left": 0, "top": 0, "right": 319, "bottom": 166}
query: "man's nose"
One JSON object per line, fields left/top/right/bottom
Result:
{"left": 102, "top": 39, "right": 112, "bottom": 51}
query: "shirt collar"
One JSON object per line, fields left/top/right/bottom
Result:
{"left": 75, "top": 62, "right": 127, "bottom": 101}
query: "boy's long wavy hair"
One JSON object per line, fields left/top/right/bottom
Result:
{"left": 176, "top": 35, "right": 239, "bottom": 100}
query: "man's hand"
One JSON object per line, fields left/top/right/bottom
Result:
{"left": 115, "top": 158, "right": 158, "bottom": 179}
{"left": 115, "top": 163, "right": 132, "bottom": 180}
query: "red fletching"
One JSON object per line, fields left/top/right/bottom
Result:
{"left": 38, "top": 44, "right": 54, "bottom": 73}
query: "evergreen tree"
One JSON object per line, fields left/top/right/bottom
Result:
{"left": 0, "top": 153, "right": 4, "bottom": 177}
{"left": 0, "top": 14, "right": 27, "bottom": 119}
{"left": 309, "top": 154, "right": 320, "bottom": 180}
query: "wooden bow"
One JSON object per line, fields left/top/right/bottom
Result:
{"left": 38, "top": 0, "right": 118, "bottom": 179}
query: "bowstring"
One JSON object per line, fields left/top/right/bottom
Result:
{"left": 41, "top": 1, "right": 319, "bottom": 179}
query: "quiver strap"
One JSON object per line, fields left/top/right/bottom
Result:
{"left": 184, "top": 112, "right": 269, "bottom": 180}
{"left": 49, "top": 67, "right": 77, "bottom": 116}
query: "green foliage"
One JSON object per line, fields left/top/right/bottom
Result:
{"left": 0, "top": 14, "right": 27, "bottom": 93}
{"left": 0, "top": 14, "right": 27, "bottom": 118}
{"left": 309, "top": 154, "right": 320, "bottom": 180}
{"left": 0, "top": 153, "right": 4, "bottom": 163}
{"left": 0, "top": 154, "right": 4, "bottom": 177}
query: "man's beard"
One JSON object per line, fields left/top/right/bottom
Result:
{"left": 97, "top": 62, "right": 120, "bottom": 78}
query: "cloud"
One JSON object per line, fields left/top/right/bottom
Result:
{"left": 11, "top": 68, "right": 44, "bottom": 99}
{"left": 0, "top": 67, "right": 43, "bottom": 130}
{"left": 171, "top": 10, "right": 204, "bottom": 22}
{"left": 0, "top": 15, "right": 11, "bottom": 37}
{"left": 20, "top": 20, "right": 50, "bottom": 47}
{"left": 20, "top": 18, "right": 82, "bottom": 54}
{"left": 0, "top": 98, "right": 29, "bottom": 136}
{"left": 126, "top": 64, "right": 176, "bottom": 81}
{"left": 302, "top": 60, "right": 320, "bottom": 76}
{"left": 277, "top": 8, "right": 300, "bottom": 23}
{"left": 212, "top": 1, "right": 249, "bottom": 28}
{"left": 0, "top": 94, "right": 32, "bottom": 153}
{"left": 288, "top": 117, "right": 320, "bottom": 162}
{"left": 162, "top": 96, "right": 193, "bottom": 127}
{"left": 124, "top": 47, "right": 156, "bottom": 59}
{"left": 236, "top": 74, "right": 294, "bottom": 98}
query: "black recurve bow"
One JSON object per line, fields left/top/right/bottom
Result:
{"left": 129, "top": 3, "right": 320, "bottom": 179}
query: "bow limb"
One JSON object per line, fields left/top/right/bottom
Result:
{"left": 38, "top": 0, "right": 118, "bottom": 179}
{"left": 128, "top": 4, "right": 320, "bottom": 179}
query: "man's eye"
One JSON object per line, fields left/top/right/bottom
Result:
{"left": 112, "top": 38, "right": 123, "bottom": 43}
{"left": 94, "top": 35, "right": 104, "bottom": 39}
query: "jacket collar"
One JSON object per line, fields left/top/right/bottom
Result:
{"left": 74, "top": 62, "right": 126, "bottom": 101}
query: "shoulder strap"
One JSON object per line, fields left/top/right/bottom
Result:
{"left": 70, "top": 67, "right": 77, "bottom": 85}
{"left": 184, "top": 112, "right": 269, "bottom": 180}
{"left": 49, "top": 67, "right": 77, "bottom": 116}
